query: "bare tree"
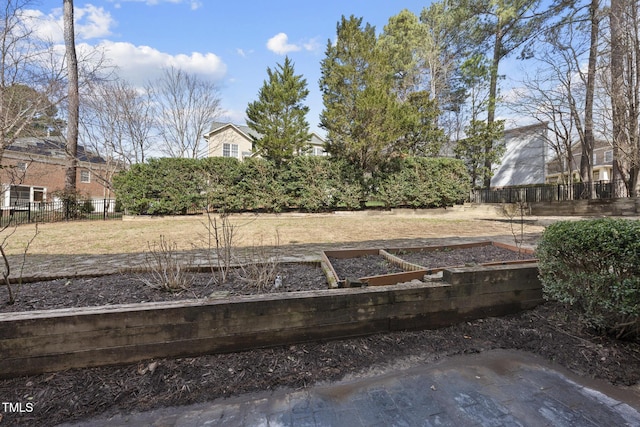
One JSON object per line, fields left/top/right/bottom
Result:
{"left": 509, "top": 66, "right": 578, "bottom": 184}
{"left": 0, "top": 1, "right": 66, "bottom": 162}
{"left": 609, "top": 0, "right": 640, "bottom": 197}
{"left": 63, "top": 0, "right": 79, "bottom": 194}
{"left": 81, "top": 79, "right": 156, "bottom": 167}
{"left": 150, "top": 67, "right": 223, "bottom": 158}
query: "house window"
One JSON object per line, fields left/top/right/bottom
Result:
{"left": 33, "top": 187, "right": 45, "bottom": 202}
{"left": 312, "top": 147, "right": 326, "bottom": 156}
{"left": 80, "top": 170, "right": 90, "bottom": 183}
{"left": 223, "top": 143, "right": 238, "bottom": 158}
{"left": 16, "top": 162, "right": 27, "bottom": 172}
{"left": 593, "top": 171, "right": 600, "bottom": 181}
{"left": 9, "top": 185, "right": 30, "bottom": 206}
{"left": 593, "top": 153, "right": 597, "bottom": 164}
{"left": 604, "top": 150, "right": 613, "bottom": 163}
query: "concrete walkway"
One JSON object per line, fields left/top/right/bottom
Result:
{"left": 59, "top": 349, "right": 640, "bottom": 427}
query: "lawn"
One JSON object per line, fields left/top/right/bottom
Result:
{"left": 0, "top": 210, "right": 544, "bottom": 256}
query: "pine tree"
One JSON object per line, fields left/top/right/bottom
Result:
{"left": 246, "top": 57, "right": 311, "bottom": 167}
{"left": 319, "top": 15, "right": 403, "bottom": 175}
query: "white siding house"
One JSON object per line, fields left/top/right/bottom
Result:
{"left": 490, "top": 123, "right": 548, "bottom": 187}
{"left": 204, "top": 122, "right": 327, "bottom": 161}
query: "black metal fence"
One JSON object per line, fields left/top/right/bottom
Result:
{"left": 471, "top": 180, "right": 629, "bottom": 204}
{"left": 0, "top": 199, "right": 122, "bottom": 227}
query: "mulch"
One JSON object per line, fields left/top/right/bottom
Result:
{"left": 0, "top": 247, "right": 638, "bottom": 426}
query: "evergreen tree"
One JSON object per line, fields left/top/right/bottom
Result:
{"left": 246, "top": 57, "right": 311, "bottom": 167}
{"left": 319, "top": 15, "right": 403, "bottom": 175}
{"left": 399, "top": 90, "right": 445, "bottom": 157}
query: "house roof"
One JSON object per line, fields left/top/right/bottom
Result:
{"left": 7, "top": 136, "right": 107, "bottom": 164}
{"left": 205, "top": 122, "right": 325, "bottom": 146}
{"left": 205, "top": 122, "right": 261, "bottom": 140}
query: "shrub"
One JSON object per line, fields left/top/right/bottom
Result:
{"left": 235, "top": 158, "right": 287, "bottom": 212}
{"left": 281, "top": 156, "right": 361, "bottom": 212}
{"left": 536, "top": 219, "right": 640, "bottom": 340}
{"left": 374, "top": 157, "right": 470, "bottom": 208}
{"left": 113, "top": 158, "right": 205, "bottom": 215}
{"left": 200, "top": 157, "right": 244, "bottom": 212}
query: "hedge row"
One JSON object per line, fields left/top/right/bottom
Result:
{"left": 112, "top": 156, "right": 471, "bottom": 215}
{"left": 536, "top": 218, "right": 640, "bottom": 340}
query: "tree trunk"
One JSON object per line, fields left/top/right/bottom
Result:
{"left": 63, "top": 0, "right": 79, "bottom": 193}
{"left": 580, "top": 0, "right": 599, "bottom": 197}
{"left": 483, "top": 22, "right": 502, "bottom": 189}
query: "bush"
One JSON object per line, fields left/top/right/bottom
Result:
{"left": 280, "top": 157, "right": 365, "bottom": 212}
{"left": 113, "top": 158, "right": 205, "bottom": 215}
{"left": 235, "top": 158, "right": 287, "bottom": 212}
{"left": 200, "top": 157, "right": 244, "bottom": 212}
{"left": 536, "top": 218, "right": 640, "bottom": 340}
{"left": 374, "top": 157, "right": 470, "bottom": 208}
{"left": 114, "top": 155, "right": 468, "bottom": 215}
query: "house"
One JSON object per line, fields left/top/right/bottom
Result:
{"left": 203, "top": 122, "right": 327, "bottom": 160}
{"left": 490, "top": 122, "right": 548, "bottom": 187}
{"left": 545, "top": 139, "right": 613, "bottom": 183}
{"left": 0, "top": 136, "right": 116, "bottom": 208}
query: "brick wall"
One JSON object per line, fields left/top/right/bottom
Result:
{"left": 0, "top": 151, "right": 114, "bottom": 200}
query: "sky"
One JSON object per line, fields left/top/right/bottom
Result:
{"left": 29, "top": 0, "right": 436, "bottom": 136}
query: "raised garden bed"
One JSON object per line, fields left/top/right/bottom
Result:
{"left": 322, "top": 241, "right": 536, "bottom": 287}
{"left": 0, "top": 242, "right": 541, "bottom": 380}
{"left": 0, "top": 262, "right": 327, "bottom": 314}
{"left": 0, "top": 262, "right": 541, "bottom": 379}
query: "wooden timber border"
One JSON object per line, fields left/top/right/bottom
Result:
{"left": 321, "top": 241, "right": 536, "bottom": 288}
{"left": 0, "top": 262, "right": 542, "bottom": 379}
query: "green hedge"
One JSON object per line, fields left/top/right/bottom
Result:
{"left": 536, "top": 219, "right": 640, "bottom": 340}
{"left": 113, "top": 156, "right": 470, "bottom": 215}
{"left": 112, "top": 158, "right": 205, "bottom": 215}
{"left": 374, "top": 157, "right": 471, "bottom": 208}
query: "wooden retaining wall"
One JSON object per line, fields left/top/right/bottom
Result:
{"left": 0, "top": 263, "right": 542, "bottom": 379}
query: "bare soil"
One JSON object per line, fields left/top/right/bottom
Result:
{"left": 394, "top": 245, "right": 532, "bottom": 269}
{"left": 0, "top": 246, "right": 639, "bottom": 426}
{"left": 0, "top": 263, "right": 327, "bottom": 313}
{"left": 328, "top": 245, "right": 530, "bottom": 280}
{"left": 329, "top": 255, "right": 406, "bottom": 279}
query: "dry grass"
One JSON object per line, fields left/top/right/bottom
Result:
{"left": 0, "top": 210, "right": 544, "bottom": 256}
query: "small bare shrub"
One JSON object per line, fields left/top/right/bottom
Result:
{"left": 501, "top": 200, "right": 528, "bottom": 258}
{"left": 141, "top": 235, "right": 193, "bottom": 292}
{"left": 238, "top": 231, "right": 282, "bottom": 292}
{"left": 200, "top": 211, "right": 238, "bottom": 284}
{"left": 0, "top": 222, "right": 39, "bottom": 304}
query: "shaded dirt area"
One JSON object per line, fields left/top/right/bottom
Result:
{"left": 0, "top": 246, "right": 639, "bottom": 426}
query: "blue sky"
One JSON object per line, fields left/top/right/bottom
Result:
{"left": 30, "top": 0, "right": 434, "bottom": 135}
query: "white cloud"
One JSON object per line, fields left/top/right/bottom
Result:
{"left": 98, "top": 41, "right": 226, "bottom": 86}
{"left": 75, "top": 5, "right": 115, "bottom": 40}
{"left": 220, "top": 108, "right": 246, "bottom": 125}
{"left": 20, "top": 5, "right": 114, "bottom": 43}
{"left": 109, "top": 0, "right": 202, "bottom": 9}
{"left": 303, "top": 37, "right": 322, "bottom": 52}
{"left": 267, "top": 33, "right": 301, "bottom": 55}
